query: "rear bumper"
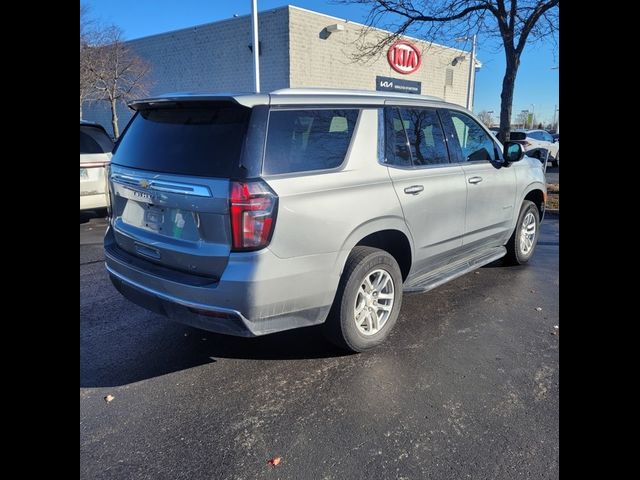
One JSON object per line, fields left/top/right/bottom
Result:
{"left": 107, "top": 265, "right": 257, "bottom": 336}
{"left": 80, "top": 193, "right": 108, "bottom": 211}
{"left": 104, "top": 227, "right": 338, "bottom": 336}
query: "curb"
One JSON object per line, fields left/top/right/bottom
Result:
{"left": 545, "top": 209, "right": 559, "bottom": 217}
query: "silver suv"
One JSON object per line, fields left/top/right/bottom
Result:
{"left": 104, "top": 88, "right": 546, "bottom": 352}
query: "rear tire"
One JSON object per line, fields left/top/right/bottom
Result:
{"left": 505, "top": 200, "right": 540, "bottom": 265}
{"left": 323, "top": 247, "right": 403, "bottom": 352}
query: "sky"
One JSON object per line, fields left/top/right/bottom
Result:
{"left": 83, "top": 0, "right": 559, "bottom": 125}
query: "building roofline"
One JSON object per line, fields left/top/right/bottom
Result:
{"left": 123, "top": 3, "right": 471, "bottom": 56}
{"left": 287, "top": 4, "right": 470, "bottom": 55}
{"left": 125, "top": 5, "right": 289, "bottom": 43}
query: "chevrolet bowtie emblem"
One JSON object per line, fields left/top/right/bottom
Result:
{"left": 139, "top": 179, "right": 150, "bottom": 189}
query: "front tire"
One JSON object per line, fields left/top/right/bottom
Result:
{"left": 505, "top": 200, "right": 540, "bottom": 265}
{"left": 323, "top": 247, "right": 403, "bottom": 352}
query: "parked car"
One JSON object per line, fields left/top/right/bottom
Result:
{"left": 515, "top": 129, "right": 559, "bottom": 167}
{"left": 104, "top": 89, "right": 546, "bottom": 352}
{"left": 80, "top": 121, "right": 113, "bottom": 211}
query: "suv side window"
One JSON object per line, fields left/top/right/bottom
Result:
{"left": 542, "top": 132, "right": 554, "bottom": 142}
{"left": 399, "top": 107, "right": 450, "bottom": 166}
{"left": 445, "top": 110, "right": 497, "bottom": 162}
{"left": 384, "top": 107, "right": 412, "bottom": 167}
{"left": 263, "top": 109, "right": 360, "bottom": 175}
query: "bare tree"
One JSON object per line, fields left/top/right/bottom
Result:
{"left": 339, "top": 0, "right": 558, "bottom": 143}
{"left": 89, "top": 26, "right": 152, "bottom": 138}
{"left": 477, "top": 110, "right": 493, "bottom": 127}
{"left": 515, "top": 111, "right": 528, "bottom": 129}
{"left": 80, "top": 4, "right": 99, "bottom": 120}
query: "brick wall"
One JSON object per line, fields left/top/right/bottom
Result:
{"left": 288, "top": 6, "right": 470, "bottom": 106}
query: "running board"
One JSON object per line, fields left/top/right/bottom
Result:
{"left": 403, "top": 247, "right": 507, "bottom": 294}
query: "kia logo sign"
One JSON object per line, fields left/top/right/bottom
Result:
{"left": 387, "top": 41, "right": 422, "bottom": 75}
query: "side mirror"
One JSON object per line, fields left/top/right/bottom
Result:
{"left": 509, "top": 131, "right": 527, "bottom": 141}
{"left": 503, "top": 141, "right": 525, "bottom": 165}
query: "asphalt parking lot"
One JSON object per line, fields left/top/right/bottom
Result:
{"left": 81, "top": 214, "right": 559, "bottom": 480}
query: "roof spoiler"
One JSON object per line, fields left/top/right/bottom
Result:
{"left": 128, "top": 93, "right": 269, "bottom": 110}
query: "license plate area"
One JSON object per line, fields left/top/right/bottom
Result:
{"left": 124, "top": 201, "right": 196, "bottom": 241}
{"left": 143, "top": 205, "right": 165, "bottom": 232}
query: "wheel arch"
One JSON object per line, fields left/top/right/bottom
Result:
{"left": 336, "top": 217, "right": 415, "bottom": 282}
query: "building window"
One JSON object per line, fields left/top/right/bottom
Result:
{"left": 446, "top": 69, "right": 454, "bottom": 86}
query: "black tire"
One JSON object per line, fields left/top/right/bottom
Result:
{"left": 323, "top": 247, "right": 403, "bottom": 352}
{"left": 505, "top": 200, "right": 540, "bottom": 265}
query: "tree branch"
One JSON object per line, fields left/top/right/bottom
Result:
{"left": 515, "top": 0, "right": 559, "bottom": 53}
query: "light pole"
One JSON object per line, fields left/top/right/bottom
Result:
{"left": 530, "top": 104, "right": 535, "bottom": 129}
{"left": 250, "top": 0, "right": 260, "bottom": 93}
{"left": 551, "top": 66, "right": 559, "bottom": 133}
{"left": 455, "top": 34, "right": 477, "bottom": 110}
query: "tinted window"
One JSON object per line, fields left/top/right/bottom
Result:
{"left": 384, "top": 107, "right": 412, "bottom": 167}
{"left": 80, "top": 126, "right": 113, "bottom": 154}
{"left": 543, "top": 132, "right": 554, "bottom": 142}
{"left": 263, "top": 109, "right": 359, "bottom": 175}
{"left": 528, "top": 131, "right": 543, "bottom": 140}
{"left": 111, "top": 104, "right": 250, "bottom": 177}
{"left": 400, "top": 108, "right": 449, "bottom": 166}
{"left": 448, "top": 111, "right": 497, "bottom": 162}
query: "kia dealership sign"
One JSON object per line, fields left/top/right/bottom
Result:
{"left": 387, "top": 41, "right": 422, "bottom": 74}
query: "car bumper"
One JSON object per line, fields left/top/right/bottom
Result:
{"left": 104, "top": 227, "right": 338, "bottom": 336}
{"left": 80, "top": 193, "right": 108, "bottom": 211}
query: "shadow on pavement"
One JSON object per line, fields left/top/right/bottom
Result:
{"left": 80, "top": 208, "right": 108, "bottom": 224}
{"left": 80, "top": 318, "right": 350, "bottom": 388}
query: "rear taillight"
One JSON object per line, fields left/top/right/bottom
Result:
{"left": 105, "top": 163, "right": 113, "bottom": 221}
{"left": 229, "top": 180, "right": 278, "bottom": 251}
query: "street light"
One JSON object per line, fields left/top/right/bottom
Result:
{"left": 551, "top": 66, "right": 559, "bottom": 133}
{"left": 455, "top": 35, "right": 477, "bottom": 110}
{"left": 530, "top": 104, "right": 535, "bottom": 129}
{"left": 250, "top": 0, "right": 260, "bottom": 93}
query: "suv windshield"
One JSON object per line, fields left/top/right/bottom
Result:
{"left": 112, "top": 104, "right": 251, "bottom": 177}
{"left": 80, "top": 125, "right": 114, "bottom": 154}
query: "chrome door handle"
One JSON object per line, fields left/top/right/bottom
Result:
{"left": 468, "top": 176, "right": 483, "bottom": 184}
{"left": 404, "top": 185, "right": 424, "bottom": 195}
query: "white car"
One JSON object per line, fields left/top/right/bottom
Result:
{"left": 521, "top": 129, "right": 559, "bottom": 167}
{"left": 80, "top": 121, "right": 113, "bottom": 211}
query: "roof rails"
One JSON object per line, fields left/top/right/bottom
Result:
{"left": 270, "top": 87, "right": 445, "bottom": 103}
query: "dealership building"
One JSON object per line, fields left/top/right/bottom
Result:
{"left": 84, "top": 5, "right": 478, "bottom": 135}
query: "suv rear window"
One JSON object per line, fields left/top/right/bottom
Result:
{"left": 263, "top": 109, "right": 359, "bottom": 175}
{"left": 111, "top": 104, "right": 251, "bottom": 178}
{"left": 80, "top": 125, "right": 113, "bottom": 154}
